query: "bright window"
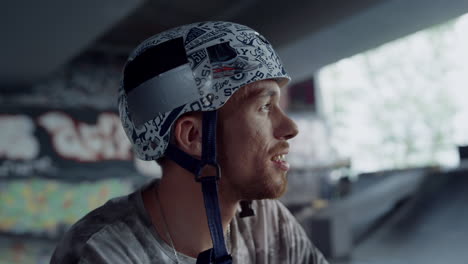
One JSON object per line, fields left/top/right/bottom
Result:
{"left": 318, "top": 13, "right": 468, "bottom": 173}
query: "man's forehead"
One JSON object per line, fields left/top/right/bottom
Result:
{"left": 239, "top": 80, "right": 280, "bottom": 100}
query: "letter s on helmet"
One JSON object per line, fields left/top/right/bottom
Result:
{"left": 118, "top": 21, "right": 290, "bottom": 161}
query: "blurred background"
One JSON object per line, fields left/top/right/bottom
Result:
{"left": 1, "top": 0, "right": 468, "bottom": 263}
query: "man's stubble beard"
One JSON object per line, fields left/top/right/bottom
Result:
{"left": 220, "top": 170, "right": 288, "bottom": 201}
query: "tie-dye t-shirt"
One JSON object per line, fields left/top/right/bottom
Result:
{"left": 51, "top": 180, "right": 328, "bottom": 264}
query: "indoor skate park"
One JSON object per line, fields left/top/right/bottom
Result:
{"left": 1, "top": 0, "right": 468, "bottom": 263}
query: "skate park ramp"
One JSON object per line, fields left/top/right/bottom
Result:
{"left": 347, "top": 170, "right": 468, "bottom": 264}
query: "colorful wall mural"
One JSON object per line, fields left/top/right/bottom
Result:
{"left": 0, "top": 55, "right": 157, "bottom": 263}
{"left": 0, "top": 179, "right": 133, "bottom": 236}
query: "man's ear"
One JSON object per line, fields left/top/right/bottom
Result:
{"left": 172, "top": 113, "right": 202, "bottom": 158}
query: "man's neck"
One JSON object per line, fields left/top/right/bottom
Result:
{"left": 142, "top": 162, "right": 239, "bottom": 258}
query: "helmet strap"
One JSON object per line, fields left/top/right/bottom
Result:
{"left": 165, "top": 110, "right": 232, "bottom": 264}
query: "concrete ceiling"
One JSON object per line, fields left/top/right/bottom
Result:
{"left": 1, "top": 0, "right": 143, "bottom": 90}
{"left": 2, "top": 0, "right": 468, "bottom": 91}
{"left": 95, "top": 0, "right": 388, "bottom": 50}
{"left": 279, "top": 0, "right": 468, "bottom": 82}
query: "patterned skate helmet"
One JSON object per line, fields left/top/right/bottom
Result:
{"left": 118, "top": 21, "right": 290, "bottom": 160}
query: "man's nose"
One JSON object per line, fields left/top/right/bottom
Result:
{"left": 275, "top": 110, "right": 299, "bottom": 140}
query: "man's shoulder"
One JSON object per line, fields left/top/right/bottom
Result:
{"left": 50, "top": 193, "right": 140, "bottom": 263}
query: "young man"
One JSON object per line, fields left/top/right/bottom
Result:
{"left": 51, "top": 21, "right": 328, "bottom": 264}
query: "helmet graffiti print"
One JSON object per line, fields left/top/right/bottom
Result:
{"left": 118, "top": 21, "right": 290, "bottom": 161}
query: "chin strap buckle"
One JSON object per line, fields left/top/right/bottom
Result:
{"left": 196, "top": 163, "right": 221, "bottom": 182}
{"left": 239, "top": 200, "right": 255, "bottom": 218}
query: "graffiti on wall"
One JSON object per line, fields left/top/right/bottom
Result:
{"left": 0, "top": 107, "right": 160, "bottom": 239}
{"left": 38, "top": 111, "right": 131, "bottom": 162}
{"left": 0, "top": 115, "right": 39, "bottom": 160}
{"left": 0, "top": 55, "right": 138, "bottom": 264}
{"left": 0, "top": 178, "right": 133, "bottom": 236}
{"left": 0, "top": 237, "right": 54, "bottom": 264}
{"left": 0, "top": 108, "right": 142, "bottom": 180}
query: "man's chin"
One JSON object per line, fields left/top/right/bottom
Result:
{"left": 264, "top": 181, "right": 288, "bottom": 199}
{"left": 242, "top": 177, "right": 288, "bottom": 200}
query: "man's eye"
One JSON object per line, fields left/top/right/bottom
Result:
{"left": 260, "top": 103, "right": 271, "bottom": 112}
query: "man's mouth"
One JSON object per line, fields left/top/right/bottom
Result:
{"left": 271, "top": 153, "right": 290, "bottom": 171}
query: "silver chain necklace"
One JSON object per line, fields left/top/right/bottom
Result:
{"left": 153, "top": 186, "right": 232, "bottom": 263}
{"left": 154, "top": 186, "right": 181, "bottom": 263}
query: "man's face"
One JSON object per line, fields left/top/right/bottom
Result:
{"left": 217, "top": 80, "right": 298, "bottom": 200}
